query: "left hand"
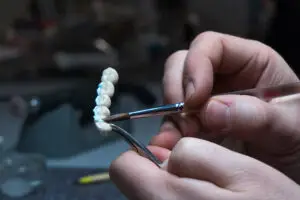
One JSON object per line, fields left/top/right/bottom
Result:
{"left": 110, "top": 138, "right": 300, "bottom": 200}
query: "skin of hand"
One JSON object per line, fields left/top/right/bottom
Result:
{"left": 109, "top": 138, "right": 300, "bottom": 200}
{"left": 109, "top": 31, "right": 300, "bottom": 199}
{"left": 147, "top": 31, "right": 300, "bottom": 183}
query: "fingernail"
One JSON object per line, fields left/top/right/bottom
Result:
{"left": 184, "top": 76, "right": 195, "bottom": 101}
{"left": 160, "top": 121, "right": 175, "bottom": 132}
{"left": 204, "top": 100, "right": 230, "bottom": 132}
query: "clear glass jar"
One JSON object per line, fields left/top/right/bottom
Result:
{"left": 0, "top": 151, "right": 46, "bottom": 198}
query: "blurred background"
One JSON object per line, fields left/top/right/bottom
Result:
{"left": 0, "top": 0, "right": 298, "bottom": 199}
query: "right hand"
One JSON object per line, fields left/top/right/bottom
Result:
{"left": 149, "top": 31, "right": 300, "bottom": 183}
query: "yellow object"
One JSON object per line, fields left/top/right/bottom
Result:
{"left": 77, "top": 172, "right": 110, "bottom": 185}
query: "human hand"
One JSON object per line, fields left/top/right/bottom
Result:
{"left": 149, "top": 31, "right": 300, "bottom": 183}
{"left": 110, "top": 138, "right": 300, "bottom": 200}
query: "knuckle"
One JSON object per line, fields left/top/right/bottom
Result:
{"left": 174, "top": 137, "right": 195, "bottom": 152}
{"left": 196, "top": 31, "right": 220, "bottom": 40}
{"left": 191, "top": 31, "right": 221, "bottom": 47}
{"left": 172, "top": 138, "right": 217, "bottom": 160}
{"left": 169, "top": 138, "right": 194, "bottom": 165}
{"left": 248, "top": 40, "right": 277, "bottom": 64}
{"left": 249, "top": 39, "right": 271, "bottom": 51}
{"left": 264, "top": 45, "right": 281, "bottom": 65}
{"left": 231, "top": 98, "right": 272, "bottom": 131}
{"left": 169, "top": 138, "right": 222, "bottom": 173}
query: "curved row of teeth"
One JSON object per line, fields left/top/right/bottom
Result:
{"left": 94, "top": 67, "right": 119, "bottom": 133}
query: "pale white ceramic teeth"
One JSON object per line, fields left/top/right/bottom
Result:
{"left": 101, "top": 67, "right": 119, "bottom": 84}
{"left": 97, "top": 81, "right": 115, "bottom": 97}
{"left": 94, "top": 67, "right": 119, "bottom": 133}
{"left": 95, "top": 94, "right": 111, "bottom": 107}
{"left": 95, "top": 121, "right": 112, "bottom": 132}
{"left": 93, "top": 106, "right": 110, "bottom": 119}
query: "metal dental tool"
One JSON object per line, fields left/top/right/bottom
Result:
{"left": 104, "top": 82, "right": 300, "bottom": 123}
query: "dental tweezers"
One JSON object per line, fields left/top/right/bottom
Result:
{"left": 110, "top": 124, "right": 162, "bottom": 167}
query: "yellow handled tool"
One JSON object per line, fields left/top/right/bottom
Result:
{"left": 75, "top": 172, "right": 110, "bottom": 185}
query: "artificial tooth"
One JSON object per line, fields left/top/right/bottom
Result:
{"left": 97, "top": 81, "right": 115, "bottom": 97}
{"left": 95, "top": 94, "right": 111, "bottom": 107}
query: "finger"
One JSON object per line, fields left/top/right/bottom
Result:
{"left": 162, "top": 50, "right": 201, "bottom": 137}
{"left": 163, "top": 50, "right": 187, "bottom": 104}
{"left": 152, "top": 117, "right": 226, "bottom": 151}
{"left": 160, "top": 51, "right": 196, "bottom": 144}
{"left": 166, "top": 138, "right": 256, "bottom": 188}
{"left": 153, "top": 114, "right": 203, "bottom": 150}
{"left": 110, "top": 150, "right": 231, "bottom": 200}
{"left": 109, "top": 151, "right": 170, "bottom": 199}
{"left": 183, "top": 31, "right": 298, "bottom": 107}
{"left": 147, "top": 145, "right": 171, "bottom": 162}
{"left": 150, "top": 116, "right": 182, "bottom": 149}
{"left": 200, "top": 94, "right": 300, "bottom": 154}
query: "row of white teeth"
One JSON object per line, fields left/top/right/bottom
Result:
{"left": 94, "top": 67, "right": 119, "bottom": 133}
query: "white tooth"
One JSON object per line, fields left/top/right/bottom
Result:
{"left": 93, "top": 106, "right": 110, "bottom": 119}
{"left": 102, "top": 68, "right": 119, "bottom": 84}
{"left": 101, "top": 73, "right": 119, "bottom": 84}
{"left": 97, "top": 82, "right": 115, "bottom": 97}
{"left": 93, "top": 115, "right": 102, "bottom": 122}
{"left": 95, "top": 94, "right": 111, "bottom": 107}
{"left": 95, "top": 121, "right": 112, "bottom": 132}
{"left": 103, "top": 67, "right": 117, "bottom": 75}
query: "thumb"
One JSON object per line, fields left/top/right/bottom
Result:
{"left": 199, "top": 94, "right": 300, "bottom": 153}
